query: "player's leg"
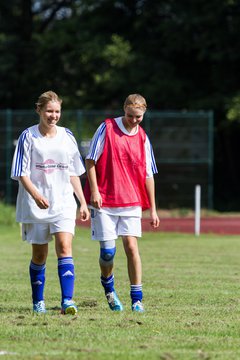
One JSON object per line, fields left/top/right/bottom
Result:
{"left": 99, "top": 240, "right": 123, "bottom": 311}
{"left": 120, "top": 217, "right": 144, "bottom": 312}
{"left": 22, "top": 223, "right": 50, "bottom": 314}
{"left": 30, "top": 244, "right": 48, "bottom": 313}
{"left": 122, "top": 235, "right": 144, "bottom": 312}
{"left": 99, "top": 239, "right": 115, "bottom": 281}
{"left": 53, "top": 219, "right": 77, "bottom": 315}
{"left": 91, "top": 209, "right": 123, "bottom": 311}
{"left": 122, "top": 235, "right": 142, "bottom": 284}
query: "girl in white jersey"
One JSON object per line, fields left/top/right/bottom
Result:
{"left": 84, "top": 94, "right": 160, "bottom": 312}
{"left": 11, "top": 91, "right": 89, "bottom": 314}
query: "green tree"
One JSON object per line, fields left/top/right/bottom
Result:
{"left": 1, "top": 0, "right": 240, "bottom": 112}
{"left": 2, "top": 0, "right": 240, "bottom": 209}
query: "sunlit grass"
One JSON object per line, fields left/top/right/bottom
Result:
{"left": 1, "top": 208, "right": 240, "bottom": 359}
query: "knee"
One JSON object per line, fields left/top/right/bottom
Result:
{"left": 32, "top": 244, "right": 48, "bottom": 264}
{"left": 32, "top": 253, "right": 47, "bottom": 264}
{"left": 124, "top": 241, "right": 138, "bottom": 258}
{"left": 99, "top": 247, "right": 116, "bottom": 267}
{"left": 56, "top": 242, "right": 72, "bottom": 258}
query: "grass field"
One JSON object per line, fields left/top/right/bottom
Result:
{"left": 1, "top": 205, "right": 240, "bottom": 359}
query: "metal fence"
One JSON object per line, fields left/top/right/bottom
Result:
{"left": 0, "top": 109, "right": 214, "bottom": 209}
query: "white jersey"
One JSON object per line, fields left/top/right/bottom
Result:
{"left": 11, "top": 124, "right": 85, "bottom": 223}
{"left": 86, "top": 117, "right": 158, "bottom": 217}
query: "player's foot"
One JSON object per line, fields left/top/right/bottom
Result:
{"left": 61, "top": 299, "right": 78, "bottom": 315}
{"left": 132, "top": 300, "right": 144, "bottom": 312}
{"left": 33, "top": 300, "right": 46, "bottom": 314}
{"left": 106, "top": 291, "right": 123, "bottom": 311}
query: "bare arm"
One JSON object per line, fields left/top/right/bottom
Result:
{"left": 145, "top": 177, "right": 160, "bottom": 228}
{"left": 85, "top": 159, "right": 102, "bottom": 209}
{"left": 70, "top": 176, "right": 89, "bottom": 221}
{"left": 20, "top": 176, "right": 49, "bottom": 209}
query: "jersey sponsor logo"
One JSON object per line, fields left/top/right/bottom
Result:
{"left": 36, "top": 159, "right": 68, "bottom": 174}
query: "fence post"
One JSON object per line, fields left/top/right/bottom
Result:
{"left": 76, "top": 110, "right": 83, "bottom": 143}
{"left": 195, "top": 185, "right": 201, "bottom": 236}
{"left": 208, "top": 110, "right": 214, "bottom": 209}
{"left": 144, "top": 111, "right": 151, "bottom": 136}
{"left": 5, "top": 109, "right": 12, "bottom": 203}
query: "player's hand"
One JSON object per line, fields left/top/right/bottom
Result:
{"left": 150, "top": 210, "right": 160, "bottom": 228}
{"left": 34, "top": 194, "right": 49, "bottom": 209}
{"left": 90, "top": 191, "right": 102, "bottom": 209}
{"left": 79, "top": 204, "right": 90, "bottom": 221}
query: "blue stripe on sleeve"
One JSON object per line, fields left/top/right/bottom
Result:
{"left": 65, "top": 128, "right": 78, "bottom": 145}
{"left": 79, "top": 154, "right": 85, "bottom": 167}
{"left": 14, "top": 129, "right": 29, "bottom": 177}
{"left": 65, "top": 128, "right": 73, "bottom": 136}
{"left": 89, "top": 122, "right": 106, "bottom": 160}
{"left": 65, "top": 128, "right": 85, "bottom": 168}
{"left": 150, "top": 144, "right": 158, "bottom": 174}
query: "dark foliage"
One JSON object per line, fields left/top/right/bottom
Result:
{"left": 1, "top": 0, "right": 240, "bottom": 210}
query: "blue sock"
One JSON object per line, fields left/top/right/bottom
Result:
{"left": 29, "top": 261, "right": 46, "bottom": 304}
{"left": 58, "top": 257, "right": 75, "bottom": 305}
{"left": 101, "top": 274, "right": 115, "bottom": 294}
{"left": 130, "top": 284, "right": 143, "bottom": 304}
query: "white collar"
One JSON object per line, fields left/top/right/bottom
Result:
{"left": 114, "top": 117, "right": 138, "bottom": 136}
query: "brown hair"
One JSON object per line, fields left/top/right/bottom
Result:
{"left": 35, "top": 91, "right": 62, "bottom": 111}
{"left": 123, "top": 94, "right": 147, "bottom": 111}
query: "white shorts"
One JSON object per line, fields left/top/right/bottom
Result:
{"left": 90, "top": 209, "right": 142, "bottom": 241}
{"left": 21, "top": 219, "right": 75, "bottom": 245}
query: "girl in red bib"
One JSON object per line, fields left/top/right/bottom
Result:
{"left": 85, "top": 94, "right": 160, "bottom": 312}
